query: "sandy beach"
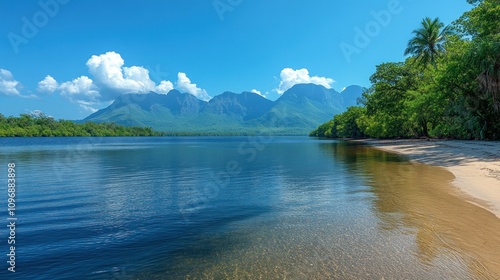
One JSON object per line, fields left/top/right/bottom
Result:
{"left": 356, "top": 139, "right": 500, "bottom": 219}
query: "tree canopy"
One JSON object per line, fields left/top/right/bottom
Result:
{"left": 311, "top": 0, "right": 500, "bottom": 140}
{"left": 404, "top": 17, "right": 453, "bottom": 69}
{"left": 0, "top": 113, "right": 165, "bottom": 137}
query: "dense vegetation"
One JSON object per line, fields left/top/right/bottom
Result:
{"left": 311, "top": 0, "right": 500, "bottom": 140}
{"left": 0, "top": 113, "right": 164, "bottom": 137}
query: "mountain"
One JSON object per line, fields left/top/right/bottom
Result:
{"left": 84, "top": 83, "right": 364, "bottom": 135}
{"left": 340, "top": 85, "right": 365, "bottom": 107}
{"left": 251, "top": 84, "right": 343, "bottom": 132}
{"left": 204, "top": 91, "right": 274, "bottom": 120}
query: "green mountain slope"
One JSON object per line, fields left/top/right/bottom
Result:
{"left": 84, "top": 83, "right": 364, "bottom": 135}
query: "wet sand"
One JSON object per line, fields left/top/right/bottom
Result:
{"left": 356, "top": 139, "right": 500, "bottom": 219}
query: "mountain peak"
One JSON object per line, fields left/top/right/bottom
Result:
{"left": 340, "top": 85, "right": 365, "bottom": 107}
{"left": 289, "top": 83, "right": 329, "bottom": 91}
{"left": 84, "top": 83, "right": 364, "bottom": 135}
{"left": 278, "top": 83, "right": 340, "bottom": 103}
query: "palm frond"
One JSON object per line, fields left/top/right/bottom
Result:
{"left": 404, "top": 17, "right": 452, "bottom": 69}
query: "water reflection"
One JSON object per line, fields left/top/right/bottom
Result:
{"left": 2, "top": 137, "right": 500, "bottom": 279}
{"left": 145, "top": 140, "right": 499, "bottom": 279}
{"left": 323, "top": 141, "right": 500, "bottom": 279}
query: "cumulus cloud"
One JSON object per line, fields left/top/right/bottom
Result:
{"left": 36, "top": 51, "right": 213, "bottom": 112}
{"left": 59, "top": 76, "right": 102, "bottom": 113}
{"left": 36, "top": 75, "right": 101, "bottom": 112}
{"left": 37, "top": 51, "right": 177, "bottom": 112}
{"left": 176, "top": 72, "right": 211, "bottom": 101}
{"left": 0, "top": 69, "right": 21, "bottom": 96}
{"left": 86, "top": 51, "right": 161, "bottom": 97}
{"left": 37, "top": 75, "right": 59, "bottom": 93}
{"left": 275, "top": 68, "right": 335, "bottom": 94}
{"left": 59, "top": 76, "right": 100, "bottom": 98}
{"left": 155, "top": 80, "right": 174, "bottom": 94}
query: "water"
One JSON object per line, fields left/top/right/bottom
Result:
{"left": 1, "top": 137, "right": 499, "bottom": 279}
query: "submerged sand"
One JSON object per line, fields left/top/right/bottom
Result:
{"left": 356, "top": 139, "right": 500, "bottom": 219}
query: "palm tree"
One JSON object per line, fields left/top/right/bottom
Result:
{"left": 404, "top": 17, "right": 453, "bottom": 69}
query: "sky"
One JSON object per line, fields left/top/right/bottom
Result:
{"left": 0, "top": 0, "right": 473, "bottom": 120}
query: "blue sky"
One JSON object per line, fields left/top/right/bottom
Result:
{"left": 0, "top": 0, "right": 473, "bottom": 120}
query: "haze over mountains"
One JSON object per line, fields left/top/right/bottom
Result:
{"left": 84, "top": 83, "right": 364, "bottom": 135}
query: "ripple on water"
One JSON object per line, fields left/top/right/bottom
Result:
{"left": 2, "top": 137, "right": 500, "bottom": 279}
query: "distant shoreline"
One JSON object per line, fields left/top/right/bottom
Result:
{"left": 0, "top": 133, "right": 309, "bottom": 137}
{"left": 354, "top": 139, "right": 500, "bottom": 219}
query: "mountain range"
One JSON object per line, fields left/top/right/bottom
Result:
{"left": 84, "top": 83, "right": 364, "bottom": 135}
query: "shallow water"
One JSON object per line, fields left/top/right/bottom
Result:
{"left": 0, "top": 137, "right": 499, "bottom": 279}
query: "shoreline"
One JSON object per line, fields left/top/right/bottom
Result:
{"left": 354, "top": 139, "right": 500, "bottom": 219}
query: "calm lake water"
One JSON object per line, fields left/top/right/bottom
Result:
{"left": 1, "top": 136, "right": 500, "bottom": 279}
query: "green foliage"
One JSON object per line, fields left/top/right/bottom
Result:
{"left": 333, "top": 106, "right": 366, "bottom": 138}
{"left": 0, "top": 113, "right": 165, "bottom": 137}
{"left": 310, "top": 106, "right": 365, "bottom": 138}
{"left": 309, "top": 119, "right": 334, "bottom": 137}
{"left": 85, "top": 85, "right": 350, "bottom": 136}
{"left": 312, "top": 0, "right": 500, "bottom": 140}
{"left": 455, "top": 0, "right": 500, "bottom": 39}
{"left": 404, "top": 17, "right": 454, "bottom": 69}
{"left": 361, "top": 62, "right": 422, "bottom": 138}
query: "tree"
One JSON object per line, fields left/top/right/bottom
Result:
{"left": 455, "top": 0, "right": 500, "bottom": 112}
{"left": 309, "top": 119, "right": 334, "bottom": 137}
{"left": 465, "top": 39, "right": 500, "bottom": 111}
{"left": 452, "top": 0, "right": 500, "bottom": 138}
{"left": 404, "top": 87, "right": 443, "bottom": 137}
{"left": 404, "top": 17, "right": 453, "bottom": 69}
{"left": 312, "top": 0, "right": 500, "bottom": 140}
{"left": 362, "top": 62, "right": 421, "bottom": 138}
{"left": 333, "top": 106, "right": 365, "bottom": 138}
{"left": 0, "top": 114, "right": 165, "bottom": 137}
{"left": 454, "top": 0, "right": 500, "bottom": 39}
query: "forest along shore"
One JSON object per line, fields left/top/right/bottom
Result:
{"left": 355, "top": 139, "right": 500, "bottom": 219}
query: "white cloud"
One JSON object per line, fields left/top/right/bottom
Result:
{"left": 59, "top": 76, "right": 100, "bottom": 98}
{"left": 37, "top": 51, "right": 177, "bottom": 111}
{"left": 35, "top": 51, "right": 215, "bottom": 112}
{"left": 0, "top": 69, "right": 21, "bottom": 96}
{"left": 251, "top": 89, "right": 264, "bottom": 97}
{"left": 37, "top": 75, "right": 59, "bottom": 93}
{"left": 59, "top": 76, "right": 102, "bottom": 112}
{"left": 275, "top": 68, "right": 335, "bottom": 94}
{"left": 28, "top": 109, "right": 54, "bottom": 118}
{"left": 155, "top": 80, "right": 174, "bottom": 94}
{"left": 36, "top": 74, "right": 102, "bottom": 112}
{"left": 176, "top": 72, "right": 211, "bottom": 101}
{"left": 86, "top": 51, "right": 159, "bottom": 96}
{"left": 76, "top": 100, "right": 100, "bottom": 113}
